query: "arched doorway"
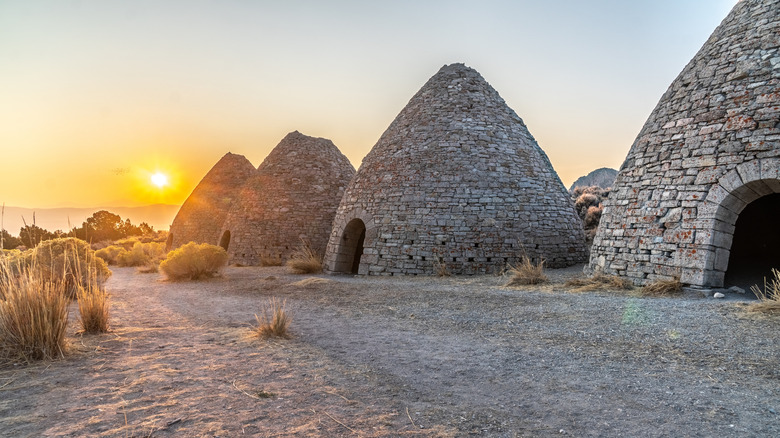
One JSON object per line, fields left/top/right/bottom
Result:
{"left": 724, "top": 193, "right": 780, "bottom": 294}
{"left": 219, "top": 230, "right": 231, "bottom": 251}
{"left": 333, "top": 219, "right": 366, "bottom": 274}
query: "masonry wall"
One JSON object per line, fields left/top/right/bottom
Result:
{"left": 324, "top": 64, "right": 587, "bottom": 275}
{"left": 168, "top": 153, "right": 256, "bottom": 250}
{"left": 588, "top": 0, "right": 780, "bottom": 287}
{"left": 223, "top": 131, "right": 355, "bottom": 265}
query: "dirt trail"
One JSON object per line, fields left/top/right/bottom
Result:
{"left": 1, "top": 266, "right": 779, "bottom": 437}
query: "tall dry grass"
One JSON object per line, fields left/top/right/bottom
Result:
{"left": 254, "top": 297, "right": 291, "bottom": 338}
{"left": 1, "top": 240, "right": 112, "bottom": 361}
{"left": 286, "top": 240, "right": 323, "bottom": 274}
{"left": 76, "top": 283, "right": 110, "bottom": 334}
{"left": 749, "top": 269, "right": 780, "bottom": 315}
{"left": 0, "top": 259, "right": 69, "bottom": 362}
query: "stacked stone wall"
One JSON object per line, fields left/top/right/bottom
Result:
{"left": 169, "top": 153, "right": 256, "bottom": 250}
{"left": 324, "top": 64, "right": 587, "bottom": 275}
{"left": 223, "top": 131, "right": 355, "bottom": 265}
{"left": 588, "top": 0, "right": 779, "bottom": 287}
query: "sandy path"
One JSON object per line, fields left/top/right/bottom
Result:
{"left": 1, "top": 266, "right": 779, "bottom": 437}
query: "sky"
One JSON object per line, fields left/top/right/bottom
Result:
{"left": 0, "top": 0, "right": 739, "bottom": 209}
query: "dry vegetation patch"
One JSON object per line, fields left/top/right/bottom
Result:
{"left": 640, "top": 277, "right": 683, "bottom": 297}
{"left": 565, "top": 272, "right": 634, "bottom": 292}
{"left": 505, "top": 256, "right": 548, "bottom": 286}
{"left": 254, "top": 297, "right": 291, "bottom": 338}
{"left": 286, "top": 241, "right": 323, "bottom": 274}
{"left": 748, "top": 269, "right": 780, "bottom": 315}
{"left": 159, "top": 242, "right": 227, "bottom": 281}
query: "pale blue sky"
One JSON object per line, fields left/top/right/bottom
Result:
{"left": 0, "top": 0, "right": 738, "bottom": 207}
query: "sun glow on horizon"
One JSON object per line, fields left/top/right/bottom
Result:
{"left": 151, "top": 172, "right": 169, "bottom": 188}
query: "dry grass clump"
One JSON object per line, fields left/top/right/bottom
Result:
{"left": 748, "top": 269, "right": 780, "bottom": 315}
{"left": 565, "top": 272, "right": 634, "bottom": 292}
{"left": 434, "top": 258, "right": 450, "bottom": 277}
{"left": 254, "top": 297, "right": 291, "bottom": 338}
{"left": 76, "top": 283, "right": 110, "bottom": 333}
{"left": 640, "top": 277, "right": 683, "bottom": 297}
{"left": 0, "top": 260, "right": 69, "bottom": 362}
{"left": 505, "top": 256, "right": 548, "bottom": 286}
{"left": 290, "top": 277, "right": 332, "bottom": 287}
{"left": 159, "top": 242, "right": 228, "bottom": 281}
{"left": 286, "top": 241, "right": 322, "bottom": 274}
{"left": 260, "top": 256, "right": 283, "bottom": 267}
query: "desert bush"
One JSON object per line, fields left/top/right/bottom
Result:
{"left": 748, "top": 269, "right": 780, "bottom": 315}
{"left": 574, "top": 193, "right": 600, "bottom": 218}
{"left": 0, "top": 259, "right": 69, "bottom": 362}
{"left": 76, "top": 283, "right": 110, "bottom": 333}
{"left": 506, "top": 256, "right": 548, "bottom": 286}
{"left": 116, "top": 242, "right": 150, "bottom": 267}
{"left": 286, "top": 241, "right": 322, "bottom": 274}
{"left": 95, "top": 245, "right": 126, "bottom": 265}
{"left": 159, "top": 242, "right": 228, "bottom": 281}
{"left": 584, "top": 205, "right": 603, "bottom": 229}
{"left": 641, "top": 277, "right": 683, "bottom": 297}
{"left": 11, "top": 238, "right": 111, "bottom": 298}
{"left": 565, "top": 272, "right": 633, "bottom": 292}
{"left": 254, "top": 297, "right": 291, "bottom": 338}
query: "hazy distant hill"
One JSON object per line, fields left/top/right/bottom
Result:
{"left": 0, "top": 204, "right": 180, "bottom": 236}
{"left": 569, "top": 168, "right": 618, "bottom": 191}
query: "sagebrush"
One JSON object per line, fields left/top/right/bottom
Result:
{"left": 159, "top": 242, "right": 228, "bottom": 280}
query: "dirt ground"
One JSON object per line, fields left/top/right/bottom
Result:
{"left": 1, "top": 265, "right": 779, "bottom": 437}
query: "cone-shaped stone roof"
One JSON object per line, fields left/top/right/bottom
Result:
{"left": 169, "top": 152, "right": 256, "bottom": 249}
{"left": 222, "top": 131, "right": 356, "bottom": 265}
{"left": 323, "top": 63, "right": 587, "bottom": 275}
{"left": 589, "top": 0, "right": 779, "bottom": 288}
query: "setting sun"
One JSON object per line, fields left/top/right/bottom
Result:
{"left": 151, "top": 172, "right": 169, "bottom": 188}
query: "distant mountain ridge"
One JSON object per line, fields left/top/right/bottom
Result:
{"left": 569, "top": 167, "right": 618, "bottom": 191}
{"left": 0, "top": 204, "right": 180, "bottom": 236}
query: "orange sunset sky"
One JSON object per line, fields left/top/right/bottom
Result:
{"left": 0, "top": 1, "right": 738, "bottom": 209}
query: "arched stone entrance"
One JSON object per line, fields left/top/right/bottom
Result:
{"left": 702, "top": 160, "right": 780, "bottom": 289}
{"left": 219, "top": 230, "right": 231, "bottom": 251}
{"left": 331, "top": 219, "right": 366, "bottom": 274}
{"left": 724, "top": 193, "right": 780, "bottom": 293}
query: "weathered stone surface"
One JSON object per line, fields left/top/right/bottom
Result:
{"left": 324, "top": 63, "right": 587, "bottom": 276}
{"left": 222, "top": 131, "right": 355, "bottom": 265}
{"left": 168, "top": 153, "right": 256, "bottom": 250}
{"left": 588, "top": 0, "right": 779, "bottom": 287}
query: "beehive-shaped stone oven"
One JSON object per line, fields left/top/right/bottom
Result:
{"left": 168, "top": 152, "right": 256, "bottom": 250}
{"left": 323, "top": 63, "right": 588, "bottom": 275}
{"left": 221, "top": 131, "right": 355, "bottom": 265}
{"left": 588, "top": 0, "right": 779, "bottom": 289}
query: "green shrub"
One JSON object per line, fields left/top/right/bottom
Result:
{"left": 159, "top": 242, "right": 228, "bottom": 281}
